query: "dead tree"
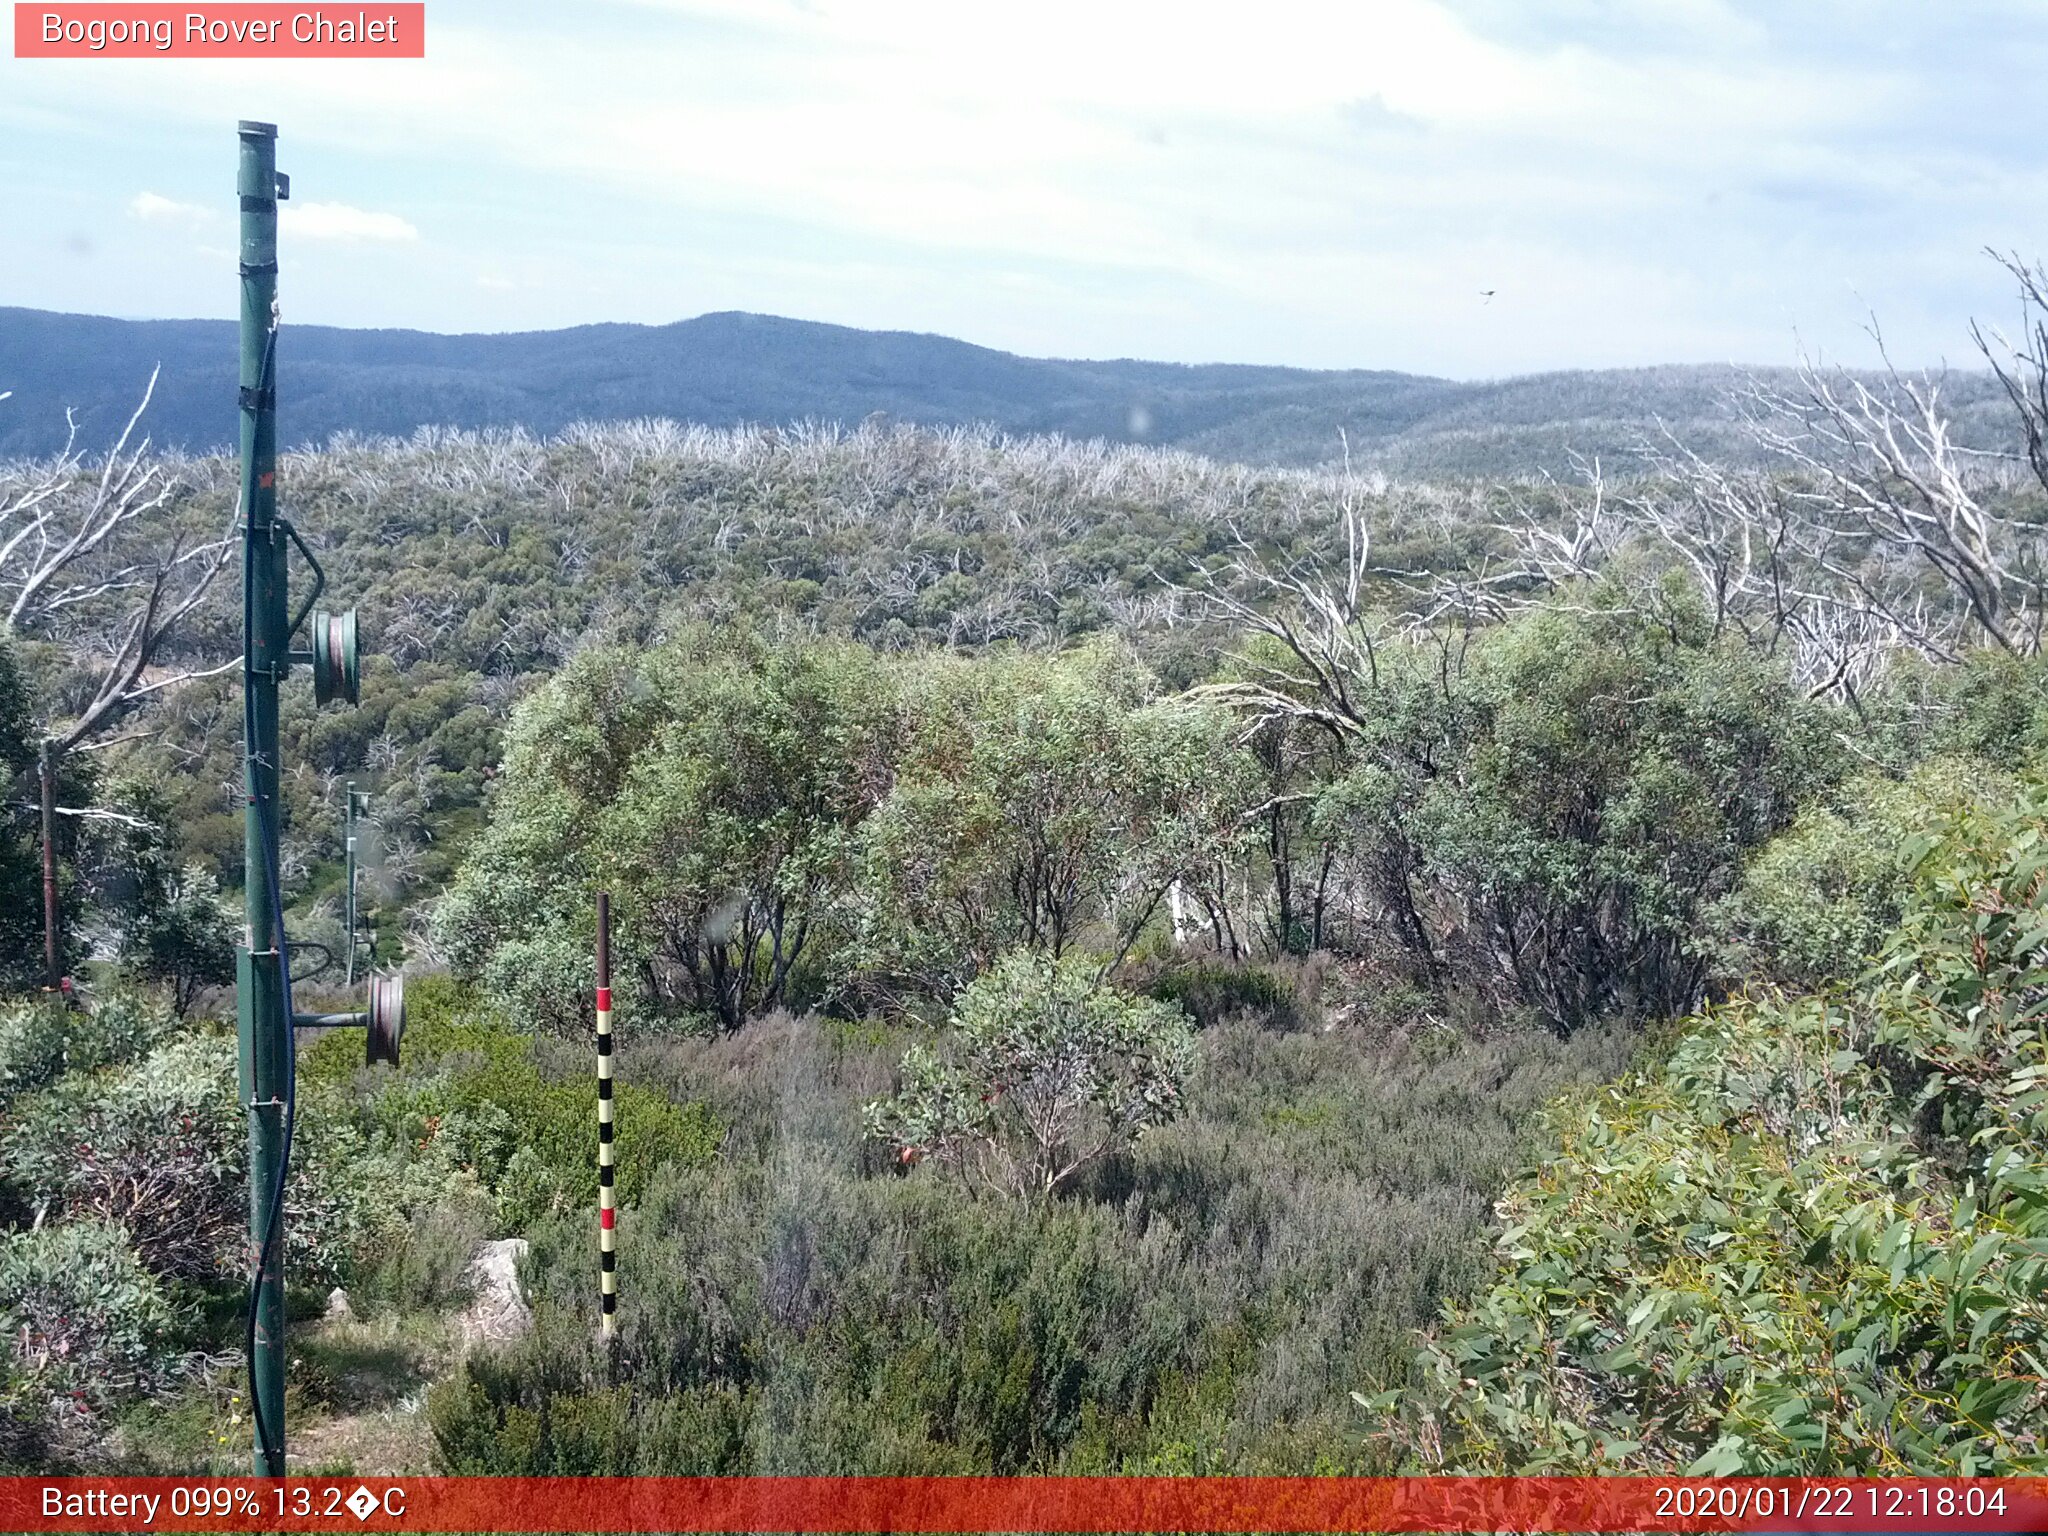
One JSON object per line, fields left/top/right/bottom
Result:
{"left": 1168, "top": 480, "right": 1449, "bottom": 976}
{"left": 1476, "top": 265, "right": 2048, "bottom": 695}
{"left": 1736, "top": 341, "right": 2046, "bottom": 660}
{"left": 1, "top": 372, "right": 234, "bottom": 986}
{"left": 1972, "top": 249, "right": 2048, "bottom": 507}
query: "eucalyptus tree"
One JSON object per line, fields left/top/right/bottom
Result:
{"left": 437, "top": 625, "right": 902, "bottom": 1034}
{"left": 848, "top": 640, "right": 1260, "bottom": 1007}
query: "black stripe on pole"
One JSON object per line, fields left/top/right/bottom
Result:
{"left": 601, "top": 1292, "right": 617, "bottom": 1314}
{"left": 595, "top": 890, "right": 617, "bottom": 1341}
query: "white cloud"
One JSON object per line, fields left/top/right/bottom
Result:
{"left": 283, "top": 201, "right": 419, "bottom": 243}
{"left": 5, "top": 0, "right": 2043, "bottom": 371}
{"left": 129, "top": 191, "right": 209, "bottom": 225}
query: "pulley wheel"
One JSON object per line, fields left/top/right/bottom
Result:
{"left": 365, "top": 971, "right": 405, "bottom": 1066}
{"left": 312, "top": 608, "right": 360, "bottom": 706}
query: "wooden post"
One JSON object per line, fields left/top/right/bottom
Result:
{"left": 39, "top": 740, "right": 58, "bottom": 991}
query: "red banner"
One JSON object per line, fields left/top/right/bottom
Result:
{"left": 13, "top": 4, "right": 425, "bottom": 58}
{"left": 7, "top": 1477, "right": 2048, "bottom": 1533}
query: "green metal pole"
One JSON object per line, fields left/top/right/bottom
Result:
{"left": 234, "top": 118, "right": 289, "bottom": 1478}
{"left": 345, "top": 781, "right": 358, "bottom": 987}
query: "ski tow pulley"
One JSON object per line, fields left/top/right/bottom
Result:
{"left": 365, "top": 971, "right": 406, "bottom": 1066}
{"left": 312, "top": 607, "right": 360, "bottom": 705}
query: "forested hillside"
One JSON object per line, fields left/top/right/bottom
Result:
{"left": 0, "top": 304, "right": 2017, "bottom": 475}
{"left": 6, "top": 266, "right": 2048, "bottom": 1475}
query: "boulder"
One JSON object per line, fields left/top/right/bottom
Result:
{"left": 457, "top": 1237, "right": 533, "bottom": 1347}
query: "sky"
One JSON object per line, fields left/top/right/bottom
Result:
{"left": 2, "top": 0, "right": 2045, "bottom": 378}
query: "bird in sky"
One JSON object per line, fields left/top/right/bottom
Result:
{"left": 1480, "top": 289, "right": 1497, "bottom": 303}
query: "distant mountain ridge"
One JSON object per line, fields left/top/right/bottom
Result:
{"left": 0, "top": 305, "right": 2010, "bottom": 476}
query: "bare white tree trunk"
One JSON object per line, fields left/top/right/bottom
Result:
{"left": 1168, "top": 878, "right": 1189, "bottom": 947}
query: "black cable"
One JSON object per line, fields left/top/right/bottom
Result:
{"left": 287, "top": 941, "right": 335, "bottom": 985}
{"left": 240, "top": 321, "right": 298, "bottom": 1474}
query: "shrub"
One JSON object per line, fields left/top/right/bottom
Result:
{"left": 285, "top": 1094, "right": 418, "bottom": 1285}
{"left": 361, "top": 1200, "right": 492, "bottom": 1313}
{"left": 0, "top": 1220, "right": 175, "bottom": 1407}
{"left": 1707, "top": 755, "right": 2009, "bottom": 989}
{"left": 866, "top": 950, "right": 1196, "bottom": 1199}
{"left": 3, "top": 1036, "right": 242, "bottom": 1282}
{"left": 427, "top": 1009, "right": 1625, "bottom": 1477}
{"left": 1411, "top": 597, "right": 1831, "bottom": 1027}
{"left": 1147, "top": 963, "right": 1301, "bottom": 1031}
{"left": 1390, "top": 781, "right": 2048, "bottom": 1474}
{"left": 0, "top": 989, "right": 177, "bottom": 1110}
{"left": 1271, "top": 593, "right": 1833, "bottom": 1030}
{"left": 5, "top": 1034, "right": 415, "bottom": 1287}
{"left": 119, "top": 866, "right": 238, "bottom": 1015}
{"left": 317, "top": 977, "right": 722, "bottom": 1233}
{"left": 851, "top": 646, "right": 1256, "bottom": 1003}
{"left": 437, "top": 630, "right": 902, "bottom": 1034}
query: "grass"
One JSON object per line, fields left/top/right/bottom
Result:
{"left": 429, "top": 980, "right": 1631, "bottom": 1474}
{"left": 111, "top": 1290, "right": 460, "bottom": 1476}
{"left": 91, "top": 966, "right": 1631, "bottom": 1478}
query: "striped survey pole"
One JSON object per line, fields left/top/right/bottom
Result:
{"left": 596, "top": 891, "right": 618, "bottom": 1339}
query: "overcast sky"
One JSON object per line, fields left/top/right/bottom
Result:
{"left": 3, "top": 0, "right": 2044, "bottom": 378}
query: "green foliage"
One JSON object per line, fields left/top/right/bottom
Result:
{"left": 3, "top": 1030, "right": 404, "bottom": 1286}
{"left": 0, "top": 640, "right": 40, "bottom": 993}
{"left": 100, "top": 817, "right": 238, "bottom": 1017}
{"left": 359, "top": 1201, "right": 491, "bottom": 1314}
{"left": 4, "top": 1036, "right": 242, "bottom": 1282}
{"left": 0, "top": 1220, "right": 175, "bottom": 1407}
{"left": 1293, "top": 594, "right": 1831, "bottom": 1028}
{"left": 866, "top": 951, "right": 1197, "bottom": 1198}
{"left": 0, "top": 988, "right": 176, "bottom": 1110}
{"left": 428, "top": 1008, "right": 1623, "bottom": 1475}
{"left": 308, "top": 977, "right": 720, "bottom": 1232}
{"left": 72, "top": 778, "right": 238, "bottom": 1013}
{"left": 1147, "top": 962, "right": 1303, "bottom": 1031}
{"left": 437, "top": 629, "right": 900, "bottom": 1032}
{"left": 601, "top": 631, "right": 901, "bottom": 1029}
{"left": 124, "top": 865, "right": 237, "bottom": 1014}
{"left": 1708, "top": 756, "right": 2010, "bottom": 988}
{"left": 1881, "top": 647, "right": 2048, "bottom": 766}
{"left": 446, "top": 632, "right": 1255, "bottom": 1030}
{"left": 1394, "top": 781, "right": 2048, "bottom": 1473}
{"left": 851, "top": 644, "right": 1256, "bottom": 1001}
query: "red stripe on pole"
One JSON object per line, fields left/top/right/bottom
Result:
{"left": 600, "top": 1206, "right": 616, "bottom": 1230}
{"left": 7, "top": 1477, "right": 2048, "bottom": 1531}
{"left": 597, "top": 986, "right": 612, "bottom": 1011}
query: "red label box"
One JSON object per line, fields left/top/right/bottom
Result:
{"left": 7, "top": 1477, "right": 2048, "bottom": 1533}
{"left": 13, "top": 3, "right": 425, "bottom": 57}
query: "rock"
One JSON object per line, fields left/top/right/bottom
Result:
{"left": 457, "top": 1237, "right": 533, "bottom": 1347}
{"left": 323, "top": 1287, "right": 354, "bottom": 1325}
